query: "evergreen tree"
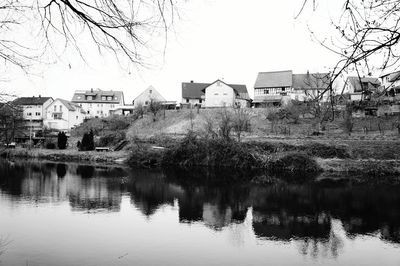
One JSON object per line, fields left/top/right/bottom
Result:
{"left": 57, "top": 132, "right": 68, "bottom": 149}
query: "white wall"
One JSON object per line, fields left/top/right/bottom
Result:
{"left": 45, "top": 99, "right": 86, "bottom": 131}
{"left": 134, "top": 87, "right": 166, "bottom": 107}
{"left": 204, "top": 81, "right": 235, "bottom": 108}
{"left": 78, "top": 102, "right": 122, "bottom": 118}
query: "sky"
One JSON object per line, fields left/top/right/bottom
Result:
{"left": 2, "top": 0, "right": 345, "bottom": 103}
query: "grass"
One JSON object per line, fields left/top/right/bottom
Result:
{"left": 0, "top": 147, "right": 129, "bottom": 164}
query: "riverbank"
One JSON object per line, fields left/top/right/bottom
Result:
{"left": 3, "top": 137, "right": 400, "bottom": 184}
{"left": 0, "top": 148, "right": 129, "bottom": 165}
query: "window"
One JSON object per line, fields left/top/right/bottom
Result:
{"left": 97, "top": 104, "right": 99, "bottom": 107}
{"left": 35, "top": 112, "right": 41, "bottom": 116}
{"left": 53, "top": 113, "right": 62, "bottom": 120}
{"left": 101, "top": 96, "right": 106, "bottom": 101}
{"left": 114, "top": 96, "right": 118, "bottom": 100}
{"left": 107, "top": 96, "right": 112, "bottom": 101}
{"left": 149, "top": 89, "right": 152, "bottom": 94}
{"left": 54, "top": 105, "right": 56, "bottom": 112}
{"left": 214, "top": 93, "right": 219, "bottom": 95}
{"left": 186, "top": 99, "right": 189, "bottom": 103}
{"left": 282, "top": 87, "right": 285, "bottom": 91}
{"left": 97, "top": 111, "right": 100, "bottom": 114}
{"left": 199, "top": 99, "right": 202, "bottom": 103}
{"left": 223, "top": 93, "right": 227, "bottom": 95}
{"left": 27, "top": 112, "right": 32, "bottom": 116}
{"left": 76, "top": 116, "right": 78, "bottom": 119}
{"left": 87, "top": 111, "right": 90, "bottom": 114}
{"left": 216, "top": 81, "right": 222, "bottom": 86}
{"left": 100, "top": 110, "right": 103, "bottom": 114}
{"left": 263, "top": 89, "right": 269, "bottom": 94}
{"left": 59, "top": 106, "right": 62, "bottom": 112}
{"left": 87, "top": 96, "right": 93, "bottom": 100}
{"left": 77, "top": 96, "right": 81, "bottom": 100}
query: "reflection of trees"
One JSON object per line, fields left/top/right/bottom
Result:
{"left": 250, "top": 183, "right": 400, "bottom": 255}
{"left": 127, "top": 168, "right": 251, "bottom": 230}
{"left": 0, "top": 160, "right": 125, "bottom": 212}
{"left": 56, "top": 164, "right": 67, "bottom": 178}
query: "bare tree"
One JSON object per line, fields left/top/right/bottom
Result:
{"left": 0, "top": 0, "right": 177, "bottom": 69}
{"left": 148, "top": 98, "right": 162, "bottom": 122}
{"left": 231, "top": 108, "right": 251, "bottom": 142}
{"left": 297, "top": 0, "right": 400, "bottom": 102}
{"left": 0, "top": 102, "right": 23, "bottom": 144}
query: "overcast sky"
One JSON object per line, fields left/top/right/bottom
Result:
{"left": 3, "top": 0, "right": 345, "bottom": 103}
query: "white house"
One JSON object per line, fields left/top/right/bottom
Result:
{"left": 380, "top": 71, "right": 400, "bottom": 98}
{"left": 203, "top": 80, "right": 250, "bottom": 108}
{"left": 343, "top": 76, "right": 381, "bottom": 101}
{"left": 44, "top": 98, "right": 86, "bottom": 131}
{"left": 181, "top": 80, "right": 250, "bottom": 108}
{"left": 71, "top": 89, "right": 125, "bottom": 118}
{"left": 253, "top": 70, "right": 331, "bottom": 107}
{"left": 133, "top": 86, "right": 166, "bottom": 107}
{"left": 12, "top": 96, "right": 53, "bottom": 136}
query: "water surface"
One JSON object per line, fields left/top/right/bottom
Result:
{"left": 0, "top": 159, "right": 399, "bottom": 266}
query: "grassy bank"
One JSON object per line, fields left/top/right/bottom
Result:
{"left": 0, "top": 148, "right": 129, "bottom": 164}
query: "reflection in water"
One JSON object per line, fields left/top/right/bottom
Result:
{"left": 0, "top": 159, "right": 400, "bottom": 264}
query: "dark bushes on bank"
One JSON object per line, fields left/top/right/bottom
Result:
{"left": 269, "top": 152, "right": 322, "bottom": 173}
{"left": 161, "top": 133, "right": 259, "bottom": 169}
{"left": 251, "top": 141, "right": 350, "bottom": 159}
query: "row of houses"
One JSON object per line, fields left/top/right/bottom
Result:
{"left": 5, "top": 69, "right": 400, "bottom": 140}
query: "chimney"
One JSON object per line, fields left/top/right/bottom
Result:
{"left": 190, "top": 80, "right": 194, "bottom": 83}
{"left": 91, "top": 88, "right": 93, "bottom": 92}
{"left": 39, "top": 95, "right": 41, "bottom": 98}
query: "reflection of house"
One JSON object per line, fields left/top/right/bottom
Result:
{"left": 181, "top": 80, "right": 251, "bottom": 108}
{"left": 254, "top": 70, "right": 330, "bottom": 107}
{"left": 343, "top": 76, "right": 381, "bottom": 101}
{"left": 71, "top": 89, "right": 125, "bottom": 118}
{"left": 44, "top": 98, "right": 86, "bottom": 131}
{"left": 12, "top": 96, "right": 53, "bottom": 136}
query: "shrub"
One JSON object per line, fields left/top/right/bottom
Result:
{"left": 270, "top": 152, "right": 321, "bottom": 173}
{"left": 99, "top": 131, "right": 126, "bottom": 147}
{"left": 46, "top": 142, "right": 56, "bottom": 149}
{"left": 80, "top": 130, "right": 95, "bottom": 151}
{"left": 57, "top": 132, "right": 68, "bottom": 149}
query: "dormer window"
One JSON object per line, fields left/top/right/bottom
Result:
{"left": 87, "top": 96, "right": 93, "bottom": 100}
{"left": 107, "top": 96, "right": 112, "bottom": 101}
{"left": 114, "top": 96, "right": 118, "bottom": 100}
{"left": 101, "top": 96, "right": 106, "bottom": 101}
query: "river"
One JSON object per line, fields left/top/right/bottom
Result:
{"left": 0, "top": 159, "right": 399, "bottom": 266}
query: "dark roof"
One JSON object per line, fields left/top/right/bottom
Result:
{"left": 71, "top": 89, "right": 124, "bottom": 104}
{"left": 346, "top": 76, "right": 381, "bottom": 92}
{"left": 12, "top": 96, "right": 52, "bottom": 106}
{"left": 292, "top": 73, "right": 330, "bottom": 90}
{"left": 254, "top": 70, "right": 293, "bottom": 88}
{"left": 182, "top": 80, "right": 250, "bottom": 100}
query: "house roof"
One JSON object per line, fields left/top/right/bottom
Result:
{"left": 71, "top": 89, "right": 124, "bottom": 104}
{"left": 254, "top": 70, "right": 293, "bottom": 88}
{"left": 292, "top": 73, "right": 330, "bottom": 90}
{"left": 182, "top": 80, "right": 250, "bottom": 100}
{"left": 346, "top": 76, "right": 381, "bottom": 92}
{"left": 12, "top": 96, "right": 52, "bottom": 106}
{"left": 133, "top": 85, "right": 166, "bottom": 102}
{"left": 55, "top": 98, "right": 81, "bottom": 111}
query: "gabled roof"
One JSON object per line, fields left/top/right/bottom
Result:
{"left": 254, "top": 70, "right": 293, "bottom": 88}
{"left": 53, "top": 98, "right": 82, "bottom": 111}
{"left": 292, "top": 73, "right": 330, "bottom": 90}
{"left": 71, "top": 89, "right": 124, "bottom": 104}
{"left": 346, "top": 76, "right": 381, "bottom": 92}
{"left": 12, "top": 96, "right": 52, "bottom": 106}
{"left": 134, "top": 85, "right": 166, "bottom": 102}
{"left": 182, "top": 80, "right": 250, "bottom": 100}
